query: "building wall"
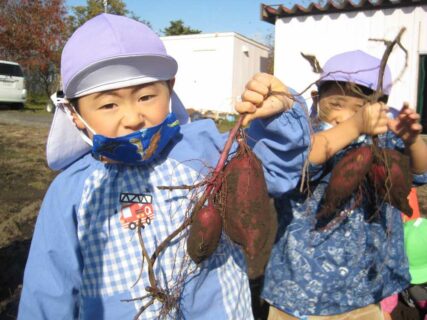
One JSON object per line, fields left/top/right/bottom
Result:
{"left": 274, "top": 6, "right": 427, "bottom": 111}
{"left": 162, "top": 34, "right": 234, "bottom": 113}
{"left": 231, "top": 36, "right": 270, "bottom": 111}
{"left": 162, "top": 33, "right": 269, "bottom": 114}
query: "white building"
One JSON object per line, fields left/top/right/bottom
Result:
{"left": 261, "top": 0, "right": 427, "bottom": 131}
{"left": 161, "top": 32, "right": 270, "bottom": 114}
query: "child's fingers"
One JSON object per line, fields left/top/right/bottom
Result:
{"left": 408, "top": 112, "right": 421, "bottom": 121}
{"left": 373, "top": 116, "right": 389, "bottom": 134}
{"left": 378, "top": 113, "right": 389, "bottom": 127}
{"left": 240, "top": 94, "right": 287, "bottom": 126}
{"left": 241, "top": 89, "right": 265, "bottom": 106}
{"left": 397, "top": 111, "right": 420, "bottom": 128}
{"left": 251, "top": 72, "right": 274, "bottom": 89}
{"left": 411, "top": 122, "right": 423, "bottom": 133}
{"left": 401, "top": 102, "right": 410, "bottom": 111}
{"left": 235, "top": 101, "right": 257, "bottom": 114}
{"left": 245, "top": 78, "right": 270, "bottom": 97}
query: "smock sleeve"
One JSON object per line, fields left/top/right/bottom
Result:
{"left": 246, "top": 92, "right": 311, "bottom": 198}
{"left": 18, "top": 171, "right": 84, "bottom": 319}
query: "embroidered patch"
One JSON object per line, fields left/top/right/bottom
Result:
{"left": 119, "top": 192, "right": 154, "bottom": 230}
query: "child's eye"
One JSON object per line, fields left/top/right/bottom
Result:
{"left": 99, "top": 103, "right": 116, "bottom": 110}
{"left": 139, "top": 95, "right": 155, "bottom": 102}
{"left": 330, "top": 102, "right": 342, "bottom": 109}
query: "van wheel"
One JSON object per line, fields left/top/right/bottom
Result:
{"left": 129, "top": 222, "right": 137, "bottom": 230}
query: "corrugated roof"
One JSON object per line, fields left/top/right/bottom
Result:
{"left": 261, "top": 0, "right": 427, "bottom": 22}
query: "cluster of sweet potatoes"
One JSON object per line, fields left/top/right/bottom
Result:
{"left": 187, "top": 137, "right": 277, "bottom": 279}
{"left": 316, "top": 144, "right": 412, "bottom": 228}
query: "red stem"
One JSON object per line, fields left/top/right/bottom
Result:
{"left": 203, "top": 115, "right": 245, "bottom": 197}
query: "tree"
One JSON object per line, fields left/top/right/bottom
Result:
{"left": 162, "top": 20, "right": 201, "bottom": 36}
{"left": 264, "top": 32, "right": 275, "bottom": 74}
{"left": 0, "top": 0, "right": 68, "bottom": 97}
{"left": 67, "top": 0, "right": 151, "bottom": 33}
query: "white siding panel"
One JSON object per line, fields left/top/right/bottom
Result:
{"left": 162, "top": 33, "right": 270, "bottom": 114}
{"left": 163, "top": 35, "right": 234, "bottom": 113}
{"left": 231, "top": 36, "right": 270, "bottom": 113}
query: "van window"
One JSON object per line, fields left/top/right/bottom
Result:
{"left": 0, "top": 63, "right": 24, "bottom": 77}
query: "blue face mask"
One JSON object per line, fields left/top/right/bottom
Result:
{"left": 78, "top": 112, "right": 180, "bottom": 165}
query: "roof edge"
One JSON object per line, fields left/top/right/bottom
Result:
{"left": 261, "top": 0, "right": 427, "bottom": 22}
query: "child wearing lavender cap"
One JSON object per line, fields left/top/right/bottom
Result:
{"left": 257, "top": 50, "right": 427, "bottom": 319}
{"left": 17, "top": 14, "right": 310, "bottom": 319}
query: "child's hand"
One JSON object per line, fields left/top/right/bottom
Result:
{"left": 235, "top": 73, "right": 294, "bottom": 126}
{"left": 388, "top": 103, "right": 423, "bottom": 146}
{"left": 354, "top": 101, "right": 389, "bottom": 136}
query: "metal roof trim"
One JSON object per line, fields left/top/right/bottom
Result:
{"left": 261, "top": 0, "right": 427, "bottom": 22}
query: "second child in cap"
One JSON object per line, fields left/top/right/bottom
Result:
{"left": 18, "top": 13, "right": 311, "bottom": 320}
{"left": 259, "top": 50, "right": 427, "bottom": 320}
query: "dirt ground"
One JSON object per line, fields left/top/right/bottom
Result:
{"left": 0, "top": 110, "right": 426, "bottom": 319}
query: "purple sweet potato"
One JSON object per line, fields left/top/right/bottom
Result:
{"left": 368, "top": 148, "right": 413, "bottom": 216}
{"left": 187, "top": 203, "right": 222, "bottom": 264}
{"left": 317, "top": 146, "right": 374, "bottom": 221}
{"left": 219, "top": 139, "right": 277, "bottom": 279}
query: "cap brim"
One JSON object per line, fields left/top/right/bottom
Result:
{"left": 46, "top": 90, "right": 189, "bottom": 170}
{"left": 65, "top": 55, "right": 178, "bottom": 99}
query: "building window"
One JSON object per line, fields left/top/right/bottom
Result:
{"left": 417, "top": 55, "right": 427, "bottom": 134}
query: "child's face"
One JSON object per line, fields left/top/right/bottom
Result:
{"left": 317, "top": 83, "right": 367, "bottom": 126}
{"left": 73, "top": 81, "right": 172, "bottom": 138}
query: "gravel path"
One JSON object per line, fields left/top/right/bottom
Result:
{"left": 0, "top": 110, "right": 53, "bottom": 128}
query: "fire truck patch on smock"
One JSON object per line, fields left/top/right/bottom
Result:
{"left": 119, "top": 192, "right": 154, "bottom": 229}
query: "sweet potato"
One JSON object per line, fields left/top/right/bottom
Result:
{"left": 368, "top": 148, "right": 412, "bottom": 216}
{"left": 219, "top": 139, "right": 277, "bottom": 279}
{"left": 187, "top": 203, "right": 222, "bottom": 264}
{"left": 316, "top": 146, "right": 374, "bottom": 222}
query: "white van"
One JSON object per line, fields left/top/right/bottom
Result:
{"left": 0, "top": 60, "right": 27, "bottom": 108}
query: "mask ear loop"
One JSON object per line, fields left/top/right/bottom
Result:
{"left": 63, "top": 101, "right": 95, "bottom": 147}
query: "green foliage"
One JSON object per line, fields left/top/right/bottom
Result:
{"left": 0, "top": 0, "right": 68, "bottom": 97}
{"left": 265, "top": 32, "right": 275, "bottom": 74}
{"left": 162, "top": 20, "right": 201, "bottom": 36}
{"left": 67, "top": 0, "right": 151, "bottom": 33}
{"left": 25, "top": 94, "right": 49, "bottom": 113}
{"left": 217, "top": 120, "right": 236, "bottom": 133}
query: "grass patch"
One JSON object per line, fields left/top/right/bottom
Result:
{"left": 217, "top": 120, "right": 236, "bottom": 133}
{"left": 23, "top": 94, "right": 50, "bottom": 115}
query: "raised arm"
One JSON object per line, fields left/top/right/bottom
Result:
{"left": 309, "top": 102, "right": 389, "bottom": 165}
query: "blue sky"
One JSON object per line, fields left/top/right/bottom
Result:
{"left": 65, "top": 0, "right": 277, "bottom": 45}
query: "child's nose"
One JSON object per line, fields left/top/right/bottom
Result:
{"left": 122, "top": 105, "right": 145, "bottom": 130}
